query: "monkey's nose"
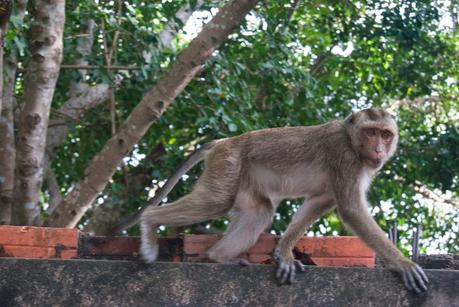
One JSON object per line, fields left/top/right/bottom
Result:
{"left": 375, "top": 144, "right": 384, "bottom": 153}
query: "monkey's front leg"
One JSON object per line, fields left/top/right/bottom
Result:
{"left": 335, "top": 183, "right": 429, "bottom": 293}
{"left": 275, "top": 195, "right": 335, "bottom": 284}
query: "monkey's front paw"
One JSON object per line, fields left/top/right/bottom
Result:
{"left": 394, "top": 262, "right": 429, "bottom": 293}
{"left": 275, "top": 257, "right": 305, "bottom": 284}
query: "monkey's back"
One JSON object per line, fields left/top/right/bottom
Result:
{"left": 225, "top": 121, "right": 346, "bottom": 166}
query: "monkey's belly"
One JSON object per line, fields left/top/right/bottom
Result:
{"left": 251, "top": 163, "right": 330, "bottom": 201}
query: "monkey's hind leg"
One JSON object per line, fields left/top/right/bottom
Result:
{"left": 207, "top": 191, "right": 274, "bottom": 264}
{"left": 140, "top": 144, "right": 240, "bottom": 263}
{"left": 140, "top": 192, "right": 233, "bottom": 263}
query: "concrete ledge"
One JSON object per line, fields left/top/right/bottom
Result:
{"left": 0, "top": 258, "right": 457, "bottom": 306}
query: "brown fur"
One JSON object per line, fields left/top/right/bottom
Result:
{"left": 140, "top": 108, "right": 428, "bottom": 292}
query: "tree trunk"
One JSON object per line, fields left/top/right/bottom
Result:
{"left": 0, "top": 0, "right": 12, "bottom": 113}
{"left": 12, "top": 0, "right": 65, "bottom": 225}
{"left": 0, "top": 0, "right": 27, "bottom": 225}
{"left": 46, "top": 0, "right": 260, "bottom": 228}
{"left": 0, "top": 59, "right": 17, "bottom": 225}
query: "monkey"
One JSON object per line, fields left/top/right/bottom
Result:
{"left": 139, "top": 108, "right": 429, "bottom": 293}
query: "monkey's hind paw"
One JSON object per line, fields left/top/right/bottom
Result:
{"left": 140, "top": 242, "right": 159, "bottom": 264}
{"left": 276, "top": 258, "right": 305, "bottom": 285}
{"left": 234, "top": 258, "right": 251, "bottom": 266}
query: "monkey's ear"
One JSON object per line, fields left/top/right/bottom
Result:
{"left": 344, "top": 112, "right": 355, "bottom": 124}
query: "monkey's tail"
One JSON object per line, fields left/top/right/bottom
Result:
{"left": 112, "top": 140, "right": 223, "bottom": 234}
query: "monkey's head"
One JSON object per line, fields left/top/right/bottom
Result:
{"left": 345, "top": 108, "right": 399, "bottom": 169}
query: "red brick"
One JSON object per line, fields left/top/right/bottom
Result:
{"left": 184, "top": 234, "right": 276, "bottom": 261}
{"left": 181, "top": 234, "right": 376, "bottom": 266}
{"left": 183, "top": 234, "right": 220, "bottom": 261}
{"left": 1, "top": 246, "right": 56, "bottom": 258}
{"left": 311, "top": 257, "right": 375, "bottom": 268}
{"left": 295, "top": 236, "right": 375, "bottom": 258}
{"left": 247, "top": 234, "right": 276, "bottom": 254}
{"left": 0, "top": 226, "right": 79, "bottom": 248}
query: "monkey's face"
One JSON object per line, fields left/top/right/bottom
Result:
{"left": 346, "top": 108, "right": 399, "bottom": 169}
{"left": 359, "top": 126, "right": 396, "bottom": 168}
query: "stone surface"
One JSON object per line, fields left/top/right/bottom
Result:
{"left": 0, "top": 258, "right": 457, "bottom": 307}
{"left": 418, "top": 254, "right": 459, "bottom": 270}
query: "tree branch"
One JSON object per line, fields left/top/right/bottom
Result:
{"left": 387, "top": 96, "right": 441, "bottom": 112}
{"left": 46, "top": 168, "right": 63, "bottom": 214}
{"left": 394, "top": 175, "right": 458, "bottom": 208}
{"left": 412, "top": 180, "right": 458, "bottom": 208}
{"left": 69, "top": 19, "right": 96, "bottom": 96}
{"left": 61, "top": 64, "right": 139, "bottom": 70}
{"left": 310, "top": 48, "right": 333, "bottom": 76}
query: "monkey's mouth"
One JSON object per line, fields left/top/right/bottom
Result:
{"left": 363, "top": 157, "right": 382, "bottom": 168}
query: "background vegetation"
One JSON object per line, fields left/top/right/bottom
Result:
{"left": 1, "top": 0, "right": 457, "bottom": 255}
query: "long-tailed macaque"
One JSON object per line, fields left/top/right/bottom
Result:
{"left": 140, "top": 108, "right": 429, "bottom": 293}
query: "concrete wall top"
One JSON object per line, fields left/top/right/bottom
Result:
{"left": 0, "top": 258, "right": 458, "bottom": 307}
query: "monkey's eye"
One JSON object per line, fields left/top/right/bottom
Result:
{"left": 364, "top": 128, "right": 377, "bottom": 137}
{"left": 381, "top": 130, "right": 393, "bottom": 140}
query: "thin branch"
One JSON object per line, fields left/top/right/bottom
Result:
{"left": 101, "top": 3, "right": 123, "bottom": 137}
{"left": 61, "top": 64, "right": 140, "bottom": 70}
{"left": 413, "top": 180, "right": 459, "bottom": 208}
{"left": 387, "top": 96, "right": 441, "bottom": 112}
{"left": 310, "top": 48, "right": 334, "bottom": 76}
{"left": 46, "top": 168, "right": 63, "bottom": 214}
{"left": 394, "top": 175, "right": 458, "bottom": 208}
{"left": 69, "top": 18, "right": 96, "bottom": 96}
{"left": 17, "top": 64, "right": 140, "bottom": 72}
{"left": 108, "top": 0, "right": 123, "bottom": 62}
{"left": 280, "top": 0, "right": 300, "bottom": 35}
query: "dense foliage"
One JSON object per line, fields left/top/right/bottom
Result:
{"left": 7, "top": 0, "right": 458, "bottom": 253}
